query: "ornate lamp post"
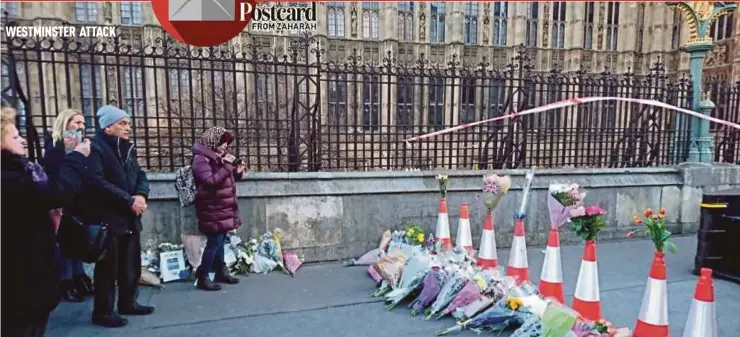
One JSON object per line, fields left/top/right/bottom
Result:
{"left": 665, "top": 1, "right": 737, "bottom": 162}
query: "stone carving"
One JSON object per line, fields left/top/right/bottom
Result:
{"left": 482, "top": 3, "right": 490, "bottom": 45}
{"left": 706, "top": 44, "right": 729, "bottom": 67}
{"left": 103, "top": 2, "right": 112, "bottom": 24}
{"left": 597, "top": 2, "right": 605, "bottom": 50}
{"left": 350, "top": 4, "right": 358, "bottom": 38}
{"left": 542, "top": 2, "right": 550, "bottom": 48}
{"left": 692, "top": 1, "right": 714, "bottom": 20}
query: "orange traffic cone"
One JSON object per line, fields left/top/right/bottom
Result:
{"left": 455, "top": 201, "right": 473, "bottom": 254}
{"left": 634, "top": 251, "right": 669, "bottom": 337}
{"left": 572, "top": 240, "right": 601, "bottom": 321}
{"left": 435, "top": 198, "right": 452, "bottom": 250}
{"left": 539, "top": 228, "right": 565, "bottom": 303}
{"left": 477, "top": 211, "right": 498, "bottom": 269}
{"left": 506, "top": 218, "right": 530, "bottom": 285}
{"left": 682, "top": 268, "right": 717, "bottom": 337}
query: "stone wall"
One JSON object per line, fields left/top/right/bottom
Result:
{"left": 142, "top": 163, "right": 740, "bottom": 262}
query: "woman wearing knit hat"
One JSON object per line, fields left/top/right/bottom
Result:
{"left": 191, "top": 126, "right": 246, "bottom": 291}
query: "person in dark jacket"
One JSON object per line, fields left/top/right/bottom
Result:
{"left": 42, "top": 108, "right": 94, "bottom": 303}
{"left": 80, "top": 105, "right": 153, "bottom": 328}
{"left": 192, "top": 126, "right": 245, "bottom": 291}
{"left": 1, "top": 106, "right": 91, "bottom": 337}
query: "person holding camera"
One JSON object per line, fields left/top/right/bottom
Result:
{"left": 191, "top": 126, "right": 245, "bottom": 291}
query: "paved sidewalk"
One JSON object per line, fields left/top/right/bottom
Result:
{"left": 47, "top": 236, "right": 740, "bottom": 337}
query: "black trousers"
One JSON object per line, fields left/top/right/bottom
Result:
{"left": 93, "top": 231, "right": 141, "bottom": 317}
{"left": 5, "top": 316, "right": 49, "bottom": 337}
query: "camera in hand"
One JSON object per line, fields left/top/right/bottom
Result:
{"left": 233, "top": 158, "right": 244, "bottom": 166}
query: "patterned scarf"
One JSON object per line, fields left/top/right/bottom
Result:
{"left": 199, "top": 126, "right": 228, "bottom": 150}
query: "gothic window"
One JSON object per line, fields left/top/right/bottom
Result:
{"left": 1, "top": 62, "right": 27, "bottom": 127}
{"left": 396, "top": 77, "right": 414, "bottom": 127}
{"left": 710, "top": 14, "right": 734, "bottom": 41}
{"left": 430, "top": 2, "right": 446, "bottom": 43}
{"left": 362, "top": 2, "right": 380, "bottom": 40}
{"left": 362, "top": 75, "right": 380, "bottom": 130}
{"left": 464, "top": 2, "right": 479, "bottom": 44}
{"left": 428, "top": 77, "right": 445, "bottom": 128}
{"left": 551, "top": 2, "right": 566, "bottom": 49}
{"left": 75, "top": 2, "right": 98, "bottom": 23}
{"left": 327, "top": 2, "right": 345, "bottom": 37}
{"left": 460, "top": 78, "right": 476, "bottom": 123}
{"left": 398, "top": 2, "right": 414, "bottom": 41}
{"left": 80, "top": 64, "right": 103, "bottom": 122}
{"left": 636, "top": 4, "right": 645, "bottom": 52}
{"left": 671, "top": 10, "right": 681, "bottom": 49}
{"left": 120, "top": 2, "right": 142, "bottom": 25}
{"left": 583, "top": 2, "right": 595, "bottom": 49}
{"left": 525, "top": 2, "right": 539, "bottom": 47}
{"left": 255, "top": 73, "right": 274, "bottom": 102}
{"left": 168, "top": 69, "right": 190, "bottom": 98}
{"left": 122, "top": 66, "right": 144, "bottom": 115}
{"left": 605, "top": 2, "right": 619, "bottom": 51}
{"left": 328, "top": 74, "right": 347, "bottom": 125}
{"left": 1, "top": 2, "right": 20, "bottom": 16}
{"left": 492, "top": 2, "right": 508, "bottom": 46}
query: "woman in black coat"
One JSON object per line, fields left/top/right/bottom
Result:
{"left": 1, "top": 106, "right": 91, "bottom": 337}
{"left": 42, "top": 108, "right": 95, "bottom": 302}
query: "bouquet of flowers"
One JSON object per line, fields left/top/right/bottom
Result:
{"left": 230, "top": 238, "right": 257, "bottom": 275}
{"left": 628, "top": 208, "right": 677, "bottom": 254}
{"left": 409, "top": 267, "right": 446, "bottom": 316}
{"left": 437, "top": 174, "right": 449, "bottom": 199}
{"left": 373, "top": 250, "right": 408, "bottom": 288}
{"left": 405, "top": 223, "right": 426, "bottom": 246}
{"left": 548, "top": 183, "right": 586, "bottom": 229}
{"left": 385, "top": 254, "right": 431, "bottom": 310}
{"left": 482, "top": 173, "right": 512, "bottom": 212}
{"left": 570, "top": 319, "right": 631, "bottom": 337}
{"left": 570, "top": 205, "right": 608, "bottom": 241}
{"left": 441, "top": 280, "right": 483, "bottom": 317}
{"left": 426, "top": 272, "right": 469, "bottom": 320}
{"left": 452, "top": 296, "right": 494, "bottom": 321}
{"left": 345, "top": 230, "right": 392, "bottom": 266}
{"left": 435, "top": 295, "right": 532, "bottom": 335}
{"left": 254, "top": 231, "right": 288, "bottom": 274}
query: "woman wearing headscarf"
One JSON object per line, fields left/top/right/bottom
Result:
{"left": 1, "top": 105, "right": 90, "bottom": 337}
{"left": 191, "top": 126, "right": 246, "bottom": 291}
{"left": 42, "top": 108, "right": 94, "bottom": 302}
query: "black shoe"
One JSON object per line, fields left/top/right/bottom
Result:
{"left": 196, "top": 274, "right": 222, "bottom": 291}
{"left": 118, "top": 303, "right": 155, "bottom": 316}
{"left": 73, "top": 274, "right": 94, "bottom": 297}
{"left": 61, "top": 280, "right": 85, "bottom": 302}
{"left": 92, "top": 314, "right": 128, "bottom": 328}
{"left": 214, "top": 268, "right": 239, "bottom": 284}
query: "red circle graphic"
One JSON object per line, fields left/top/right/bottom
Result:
{"left": 150, "top": 0, "right": 256, "bottom": 47}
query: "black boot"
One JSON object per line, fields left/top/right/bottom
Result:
{"left": 61, "top": 280, "right": 85, "bottom": 302}
{"left": 196, "top": 268, "right": 221, "bottom": 291}
{"left": 214, "top": 267, "right": 239, "bottom": 284}
{"left": 73, "top": 274, "right": 94, "bottom": 297}
{"left": 119, "top": 303, "right": 155, "bottom": 316}
{"left": 92, "top": 314, "right": 128, "bottom": 328}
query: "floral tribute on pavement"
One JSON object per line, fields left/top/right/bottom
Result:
{"left": 345, "top": 174, "right": 632, "bottom": 337}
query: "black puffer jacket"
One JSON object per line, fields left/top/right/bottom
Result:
{"left": 77, "top": 131, "right": 149, "bottom": 235}
{"left": 1, "top": 150, "right": 86, "bottom": 322}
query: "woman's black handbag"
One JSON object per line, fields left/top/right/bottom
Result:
{"left": 58, "top": 216, "right": 111, "bottom": 263}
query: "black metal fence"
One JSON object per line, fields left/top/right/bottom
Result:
{"left": 706, "top": 79, "right": 740, "bottom": 163}
{"left": 4, "top": 21, "right": 730, "bottom": 172}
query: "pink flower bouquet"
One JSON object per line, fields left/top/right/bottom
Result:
{"left": 547, "top": 183, "right": 586, "bottom": 230}
{"left": 570, "top": 205, "right": 607, "bottom": 241}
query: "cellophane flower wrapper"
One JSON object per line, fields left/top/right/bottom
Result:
{"left": 426, "top": 273, "right": 468, "bottom": 319}
{"left": 349, "top": 248, "right": 386, "bottom": 266}
{"left": 435, "top": 297, "right": 522, "bottom": 336}
{"left": 367, "top": 264, "right": 383, "bottom": 284}
{"left": 452, "top": 296, "right": 494, "bottom": 321}
{"left": 257, "top": 232, "right": 287, "bottom": 273}
{"left": 384, "top": 255, "right": 430, "bottom": 310}
{"left": 181, "top": 234, "right": 206, "bottom": 271}
{"left": 372, "top": 280, "right": 392, "bottom": 298}
{"left": 409, "top": 267, "right": 445, "bottom": 316}
{"left": 373, "top": 250, "right": 408, "bottom": 288}
{"left": 510, "top": 313, "right": 543, "bottom": 337}
{"left": 540, "top": 301, "right": 580, "bottom": 337}
{"left": 283, "top": 252, "right": 303, "bottom": 277}
{"left": 482, "top": 174, "right": 512, "bottom": 212}
{"left": 547, "top": 184, "right": 586, "bottom": 230}
{"left": 442, "top": 280, "right": 482, "bottom": 317}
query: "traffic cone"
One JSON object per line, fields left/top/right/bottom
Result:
{"left": 634, "top": 251, "right": 669, "bottom": 337}
{"left": 506, "top": 218, "right": 530, "bottom": 285}
{"left": 682, "top": 268, "right": 717, "bottom": 337}
{"left": 572, "top": 240, "right": 601, "bottom": 321}
{"left": 435, "top": 198, "right": 452, "bottom": 250}
{"left": 539, "top": 228, "right": 565, "bottom": 303}
{"left": 477, "top": 211, "right": 498, "bottom": 269}
{"left": 455, "top": 201, "right": 473, "bottom": 254}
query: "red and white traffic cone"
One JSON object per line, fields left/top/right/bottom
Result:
{"left": 477, "top": 211, "right": 498, "bottom": 269}
{"left": 506, "top": 218, "right": 530, "bottom": 285}
{"left": 682, "top": 268, "right": 717, "bottom": 337}
{"left": 634, "top": 251, "right": 669, "bottom": 337}
{"left": 572, "top": 240, "right": 601, "bottom": 321}
{"left": 435, "top": 198, "right": 452, "bottom": 250}
{"left": 539, "top": 228, "right": 565, "bottom": 303}
{"left": 455, "top": 201, "right": 473, "bottom": 254}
